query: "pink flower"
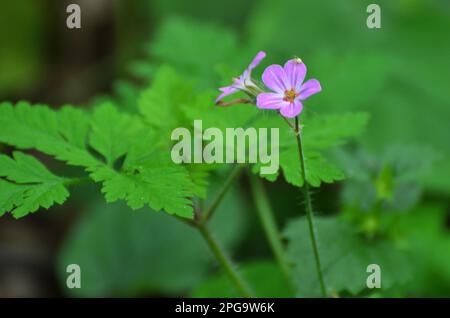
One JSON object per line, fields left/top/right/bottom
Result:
{"left": 216, "top": 51, "right": 266, "bottom": 103}
{"left": 256, "top": 58, "right": 321, "bottom": 118}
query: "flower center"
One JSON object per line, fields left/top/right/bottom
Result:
{"left": 283, "top": 89, "right": 297, "bottom": 103}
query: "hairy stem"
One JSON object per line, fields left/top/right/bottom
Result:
{"left": 172, "top": 165, "right": 253, "bottom": 297}
{"left": 248, "top": 171, "right": 295, "bottom": 292}
{"left": 200, "top": 164, "right": 243, "bottom": 223}
{"left": 198, "top": 223, "right": 254, "bottom": 297}
{"left": 294, "top": 116, "right": 327, "bottom": 297}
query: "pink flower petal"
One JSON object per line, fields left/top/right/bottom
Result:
{"left": 299, "top": 79, "right": 322, "bottom": 100}
{"left": 284, "top": 59, "right": 307, "bottom": 92}
{"left": 256, "top": 92, "right": 287, "bottom": 109}
{"left": 215, "top": 52, "right": 265, "bottom": 103}
{"left": 248, "top": 51, "right": 266, "bottom": 71}
{"left": 279, "top": 100, "right": 303, "bottom": 118}
{"left": 216, "top": 86, "right": 239, "bottom": 103}
{"left": 262, "top": 64, "right": 290, "bottom": 94}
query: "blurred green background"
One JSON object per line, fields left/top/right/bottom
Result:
{"left": 0, "top": 0, "right": 449, "bottom": 297}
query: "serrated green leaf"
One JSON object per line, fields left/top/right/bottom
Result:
{"left": 252, "top": 112, "right": 369, "bottom": 187}
{"left": 0, "top": 151, "right": 63, "bottom": 183}
{"left": 0, "top": 102, "right": 99, "bottom": 168}
{"left": 89, "top": 102, "right": 138, "bottom": 165}
{"left": 0, "top": 180, "right": 28, "bottom": 216}
{"left": 185, "top": 164, "right": 214, "bottom": 199}
{"left": 280, "top": 149, "right": 345, "bottom": 187}
{"left": 90, "top": 153, "right": 195, "bottom": 218}
{"left": 10, "top": 182, "right": 69, "bottom": 218}
{"left": 0, "top": 152, "right": 70, "bottom": 218}
{"left": 187, "top": 102, "right": 359, "bottom": 189}
{"left": 138, "top": 66, "right": 194, "bottom": 132}
{"left": 303, "top": 112, "right": 370, "bottom": 150}
{"left": 0, "top": 102, "right": 197, "bottom": 217}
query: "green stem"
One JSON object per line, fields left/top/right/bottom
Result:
{"left": 294, "top": 116, "right": 327, "bottom": 297}
{"left": 172, "top": 165, "right": 253, "bottom": 297}
{"left": 200, "top": 164, "right": 243, "bottom": 223}
{"left": 248, "top": 171, "right": 295, "bottom": 292}
{"left": 198, "top": 223, "right": 254, "bottom": 298}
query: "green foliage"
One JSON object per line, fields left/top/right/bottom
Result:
{"left": 185, "top": 164, "right": 213, "bottom": 199}
{"left": 337, "top": 145, "right": 439, "bottom": 212}
{"left": 1, "top": 2, "right": 448, "bottom": 298}
{"left": 0, "top": 152, "right": 69, "bottom": 218}
{"left": 143, "top": 65, "right": 369, "bottom": 190}
{"left": 245, "top": 0, "right": 450, "bottom": 194}
{"left": 120, "top": 15, "right": 372, "bottom": 190}
{"left": 138, "top": 66, "right": 194, "bottom": 132}
{"left": 0, "top": 101, "right": 196, "bottom": 218}
{"left": 248, "top": 0, "right": 376, "bottom": 55}
{"left": 89, "top": 103, "right": 138, "bottom": 166}
{"left": 284, "top": 216, "right": 412, "bottom": 297}
{"left": 279, "top": 150, "right": 345, "bottom": 187}
{"left": 150, "top": 16, "right": 238, "bottom": 82}
{"left": 252, "top": 112, "right": 369, "bottom": 187}
{"left": 395, "top": 204, "right": 450, "bottom": 296}
{"left": 0, "top": 102, "right": 98, "bottom": 167}
{"left": 90, "top": 154, "right": 195, "bottom": 218}
{"left": 59, "top": 175, "right": 248, "bottom": 296}
{"left": 302, "top": 113, "right": 370, "bottom": 150}
{"left": 192, "top": 261, "right": 292, "bottom": 298}
{"left": 129, "top": 15, "right": 253, "bottom": 90}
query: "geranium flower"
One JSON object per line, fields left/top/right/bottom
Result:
{"left": 256, "top": 58, "right": 321, "bottom": 118}
{"left": 216, "top": 51, "right": 266, "bottom": 104}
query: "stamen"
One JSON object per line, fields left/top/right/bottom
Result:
{"left": 283, "top": 89, "right": 297, "bottom": 103}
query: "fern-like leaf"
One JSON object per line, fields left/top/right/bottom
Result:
{"left": 0, "top": 102, "right": 99, "bottom": 167}
{"left": 0, "top": 152, "right": 70, "bottom": 218}
{"left": 90, "top": 153, "right": 194, "bottom": 218}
